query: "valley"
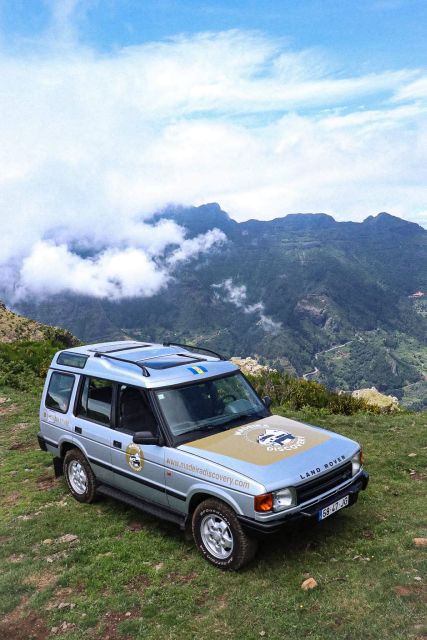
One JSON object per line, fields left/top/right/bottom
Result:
{"left": 8, "top": 204, "right": 427, "bottom": 409}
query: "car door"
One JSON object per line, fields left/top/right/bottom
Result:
{"left": 109, "top": 384, "right": 167, "bottom": 506}
{"left": 73, "top": 375, "right": 114, "bottom": 484}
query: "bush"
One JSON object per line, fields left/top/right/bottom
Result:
{"left": 247, "top": 371, "right": 380, "bottom": 415}
{"left": 0, "top": 338, "right": 77, "bottom": 390}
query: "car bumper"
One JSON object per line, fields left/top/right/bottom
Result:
{"left": 237, "top": 470, "right": 369, "bottom": 537}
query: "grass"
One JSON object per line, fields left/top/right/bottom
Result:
{"left": 1, "top": 386, "right": 426, "bottom": 640}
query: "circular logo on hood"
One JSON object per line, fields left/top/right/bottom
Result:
{"left": 235, "top": 424, "right": 305, "bottom": 452}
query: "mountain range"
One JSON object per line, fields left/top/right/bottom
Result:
{"left": 11, "top": 204, "right": 427, "bottom": 408}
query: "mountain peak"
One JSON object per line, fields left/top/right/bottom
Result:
{"left": 363, "top": 212, "right": 423, "bottom": 231}
{"left": 153, "top": 202, "right": 237, "bottom": 236}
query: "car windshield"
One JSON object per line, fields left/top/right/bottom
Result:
{"left": 154, "top": 372, "right": 268, "bottom": 440}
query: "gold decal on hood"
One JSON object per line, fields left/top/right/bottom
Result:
{"left": 186, "top": 415, "right": 331, "bottom": 466}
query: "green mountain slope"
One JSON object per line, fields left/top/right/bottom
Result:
{"left": 12, "top": 205, "right": 427, "bottom": 407}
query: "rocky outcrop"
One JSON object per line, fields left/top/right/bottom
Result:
{"left": 0, "top": 301, "right": 78, "bottom": 346}
{"left": 351, "top": 387, "right": 400, "bottom": 412}
{"left": 295, "top": 300, "right": 327, "bottom": 326}
{"left": 231, "top": 357, "right": 276, "bottom": 377}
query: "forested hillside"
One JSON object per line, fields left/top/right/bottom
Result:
{"left": 12, "top": 204, "right": 427, "bottom": 408}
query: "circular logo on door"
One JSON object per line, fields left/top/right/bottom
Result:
{"left": 125, "top": 443, "right": 144, "bottom": 472}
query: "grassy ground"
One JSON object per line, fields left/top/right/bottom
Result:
{"left": 1, "top": 387, "right": 426, "bottom": 640}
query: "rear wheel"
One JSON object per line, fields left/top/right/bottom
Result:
{"left": 192, "top": 498, "right": 258, "bottom": 570}
{"left": 63, "top": 449, "right": 97, "bottom": 503}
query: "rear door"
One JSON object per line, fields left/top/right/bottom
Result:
{"left": 73, "top": 376, "right": 114, "bottom": 484}
{"left": 40, "top": 370, "right": 76, "bottom": 451}
{"left": 109, "top": 384, "right": 167, "bottom": 506}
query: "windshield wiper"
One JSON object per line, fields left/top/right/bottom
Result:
{"left": 220, "top": 411, "right": 265, "bottom": 429}
{"left": 179, "top": 423, "right": 223, "bottom": 437}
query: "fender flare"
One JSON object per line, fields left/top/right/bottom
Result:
{"left": 186, "top": 482, "right": 245, "bottom": 516}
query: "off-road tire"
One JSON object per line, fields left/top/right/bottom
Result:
{"left": 192, "top": 498, "right": 258, "bottom": 570}
{"left": 63, "top": 448, "right": 97, "bottom": 503}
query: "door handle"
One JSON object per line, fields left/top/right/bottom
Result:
{"left": 75, "top": 426, "right": 82, "bottom": 434}
{"left": 113, "top": 440, "right": 122, "bottom": 449}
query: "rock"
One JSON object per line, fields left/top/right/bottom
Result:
{"left": 8, "top": 554, "right": 25, "bottom": 563}
{"left": 57, "top": 534, "right": 79, "bottom": 544}
{"left": 231, "top": 357, "right": 277, "bottom": 377}
{"left": 351, "top": 387, "right": 400, "bottom": 412}
{"left": 408, "top": 453, "right": 417, "bottom": 457}
{"left": 43, "top": 539, "right": 53, "bottom": 545}
{"left": 57, "top": 602, "right": 75, "bottom": 610}
{"left": 301, "top": 577, "right": 318, "bottom": 590}
{"left": 46, "top": 551, "right": 68, "bottom": 563}
{"left": 413, "top": 538, "right": 427, "bottom": 547}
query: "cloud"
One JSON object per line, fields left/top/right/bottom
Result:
{"left": 213, "top": 279, "right": 281, "bottom": 332}
{"left": 0, "top": 15, "right": 427, "bottom": 301}
{"left": 16, "top": 242, "right": 169, "bottom": 300}
{"left": 167, "top": 228, "right": 226, "bottom": 266}
{"left": 12, "top": 228, "right": 226, "bottom": 300}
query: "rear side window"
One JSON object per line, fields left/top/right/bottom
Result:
{"left": 76, "top": 377, "right": 113, "bottom": 426}
{"left": 57, "top": 352, "right": 88, "bottom": 369}
{"left": 45, "top": 372, "right": 75, "bottom": 414}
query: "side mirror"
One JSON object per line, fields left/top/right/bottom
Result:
{"left": 262, "top": 395, "right": 272, "bottom": 409}
{"left": 133, "top": 431, "right": 162, "bottom": 446}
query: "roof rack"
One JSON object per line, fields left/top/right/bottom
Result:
{"left": 93, "top": 352, "right": 150, "bottom": 377}
{"left": 163, "top": 342, "right": 226, "bottom": 361}
{"left": 89, "top": 343, "right": 149, "bottom": 354}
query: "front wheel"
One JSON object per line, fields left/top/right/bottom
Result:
{"left": 63, "top": 449, "right": 97, "bottom": 503}
{"left": 192, "top": 499, "right": 258, "bottom": 570}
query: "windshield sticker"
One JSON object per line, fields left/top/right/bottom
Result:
{"left": 125, "top": 443, "right": 144, "bottom": 472}
{"left": 188, "top": 365, "right": 208, "bottom": 375}
{"left": 185, "top": 416, "right": 331, "bottom": 466}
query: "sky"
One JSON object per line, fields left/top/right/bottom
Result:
{"left": 0, "top": 0, "right": 426, "bottom": 300}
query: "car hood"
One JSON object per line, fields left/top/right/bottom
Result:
{"left": 178, "top": 414, "right": 359, "bottom": 491}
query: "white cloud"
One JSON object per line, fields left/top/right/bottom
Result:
{"left": 213, "top": 279, "right": 281, "bottom": 332}
{"left": 0, "top": 17, "right": 427, "bottom": 301}
{"left": 167, "top": 228, "right": 226, "bottom": 266}
{"left": 16, "top": 242, "right": 169, "bottom": 300}
{"left": 14, "top": 228, "right": 226, "bottom": 300}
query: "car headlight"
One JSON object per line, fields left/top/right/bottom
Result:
{"left": 351, "top": 449, "right": 363, "bottom": 476}
{"left": 272, "top": 487, "right": 296, "bottom": 511}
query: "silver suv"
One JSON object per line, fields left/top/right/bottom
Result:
{"left": 38, "top": 341, "right": 369, "bottom": 570}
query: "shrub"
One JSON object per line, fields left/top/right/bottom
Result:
{"left": 0, "top": 337, "right": 77, "bottom": 390}
{"left": 247, "top": 371, "right": 379, "bottom": 415}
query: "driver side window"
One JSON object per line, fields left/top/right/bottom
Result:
{"left": 117, "top": 385, "right": 157, "bottom": 435}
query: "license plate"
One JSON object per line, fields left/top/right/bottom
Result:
{"left": 318, "top": 495, "right": 349, "bottom": 521}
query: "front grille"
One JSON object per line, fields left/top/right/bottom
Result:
{"left": 296, "top": 462, "right": 352, "bottom": 504}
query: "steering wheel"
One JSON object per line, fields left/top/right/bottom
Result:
{"left": 222, "top": 394, "right": 238, "bottom": 404}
